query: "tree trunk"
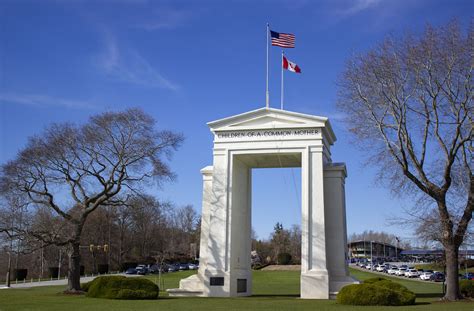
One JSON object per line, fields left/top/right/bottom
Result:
{"left": 66, "top": 241, "right": 82, "bottom": 292}
{"left": 444, "top": 244, "right": 461, "bottom": 300}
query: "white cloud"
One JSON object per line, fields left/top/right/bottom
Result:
{"left": 98, "top": 33, "right": 179, "bottom": 90}
{"left": 338, "top": 0, "right": 382, "bottom": 16}
{"left": 0, "top": 93, "right": 98, "bottom": 110}
{"left": 135, "top": 8, "right": 195, "bottom": 31}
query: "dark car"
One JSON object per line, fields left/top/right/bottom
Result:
{"left": 149, "top": 264, "right": 166, "bottom": 274}
{"left": 168, "top": 264, "right": 179, "bottom": 272}
{"left": 136, "top": 267, "right": 148, "bottom": 275}
{"left": 430, "top": 272, "right": 445, "bottom": 282}
{"left": 125, "top": 268, "right": 137, "bottom": 274}
{"left": 179, "top": 263, "right": 189, "bottom": 271}
{"left": 461, "top": 272, "right": 474, "bottom": 280}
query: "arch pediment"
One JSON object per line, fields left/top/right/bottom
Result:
{"left": 208, "top": 107, "right": 336, "bottom": 144}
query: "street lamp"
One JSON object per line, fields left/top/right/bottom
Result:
{"left": 395, "top": 237, "right": 400, "bottom": 261}
{"left": 4, "top": 247, "right": 11, "bottom": 288}
{"left": 370, "top": 241, "right": 373, "bottom": 270}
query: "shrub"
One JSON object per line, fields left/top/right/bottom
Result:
{"left": 337, "top": 284, "right": 401, "bottom": 306}
{"left": 86, "top": 276, "right": 159, "bottom": 300}
{"left": 277, "top": 253, "right": 292, "bottom": 265}
{"left": 338, "top": 279, "right": 416, "bottom": 306}
{"left": 81, "top": 281, "right": 92, "bottom": 292}
{"left": 363, "top": 277, "right": 386, "bottom": 284}
{"left": 460, "top": 280, "right": 474, "bottom": 298}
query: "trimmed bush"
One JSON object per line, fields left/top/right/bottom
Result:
{"left": 81, "top": 281, "right": 92, "bottom": 292}
{"left": 363, "top": 277, "right": 386, "bottom": 284}
{"left": 277, "top": 253, "right": 292, "bottom": 265}
{"left": 337, "top": 279, "right": 416, "bottom": 306}
{"left": 460, "top": 280, "right": 474, "bottom": 298}
{"left": 337, "top": 284, "right": 401, "bottom": 306}
{"left": 86, "top": 276, "right": 159, "bottom": 300}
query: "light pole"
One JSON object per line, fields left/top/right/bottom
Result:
{"left": 370, "top": 241, "right": 373, "bottom": 270}
{"left": 5, "top": 248, "right": 11, "bottom": 287}
{"left": 395, "top": 237, "right": 400, "bottom": 261}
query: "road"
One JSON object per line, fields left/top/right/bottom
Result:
{"left": 0, "top": 273, "right": 142, "bottom": 289}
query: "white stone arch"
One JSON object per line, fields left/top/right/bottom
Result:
{"left": 168, "top": 108, "right": 357, "bottom": 299}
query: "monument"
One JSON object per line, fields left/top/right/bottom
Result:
{"left": 168, "top": 107, "right": 357, "bottom": 299}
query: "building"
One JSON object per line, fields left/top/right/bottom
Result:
{"left": 348, "top": 240, "right": 401, "bottom": 259}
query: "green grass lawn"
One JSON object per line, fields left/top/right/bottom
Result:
{"left": 0, "top": 268, "right": 471, "bottom": 311}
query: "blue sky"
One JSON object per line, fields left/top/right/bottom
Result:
{"left": 0, "top": 0, "right": 472, "bottom": 242}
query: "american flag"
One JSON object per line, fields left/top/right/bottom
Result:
{"left": 270, "top": 30, "right": 295, "bottom": 48}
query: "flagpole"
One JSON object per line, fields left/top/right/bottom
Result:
{"left": 266, "top": 23, "right": 269, "bottom": 109}
{"left": 281, "top": 50, "right": 284, "bottom": 110}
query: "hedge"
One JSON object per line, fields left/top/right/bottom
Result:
{"left": 337, "top": 278, "right": 416, "bottom": 306}
{"left": 277, "top": 253, "right": 292, "bottom": 265}
{"left": 460, "top": 280, "right": 474, "bottom": 298}
{"left": 85, "top": 276, "right": 159, "bottom": 300}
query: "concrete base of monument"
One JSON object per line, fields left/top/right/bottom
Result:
{"left": 300, "top": 269, "right": 330, "bottom": 299}
{"left": 167, "top": 274, "right": 204, "bottom": 297}
{"left": 300, "top": 270, "right": 359, "bottom": 299}
{"left": 168, "top": 269, "right": 253, "bottom": 297}
{"left": 167, "top": 270, "right": 359, "bottom": 299}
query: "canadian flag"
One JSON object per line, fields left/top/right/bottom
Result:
{"left": 282, "top": 56, "right": 301, "bottom": 73}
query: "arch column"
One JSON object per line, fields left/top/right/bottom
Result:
{"left": 301, "top": 145, "right": 329, "bottom": 299}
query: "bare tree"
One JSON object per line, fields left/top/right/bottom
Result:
{"left": 0, "top": 108, "right": 183, "bottom": 292}
{"left": 337, "top": 20, "right": 473, "bottom": 300}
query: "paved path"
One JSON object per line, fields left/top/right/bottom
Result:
{"left": 0, "top": 273, "right": 142, "bottom": 289}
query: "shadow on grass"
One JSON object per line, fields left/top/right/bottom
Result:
{"left": 414, "top": 302, "right": 431, "bottom": 305}
{"left": 250, "top": 294, "right": 300, "bottom": 298}
{"left": 416, "top": 293, "right": 444, "bottom": 298}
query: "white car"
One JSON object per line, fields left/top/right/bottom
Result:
{"left": 405, "top": 269, "right": 420, "bottom": 278}
{"left": 396, "top": 268, "right": 407, "bottom": 276}
{"left": 365, "top": 264, "right": 373, "bottom": 270}
{"left": 387, "top": 266, "right": 399, "bottom": 275}
{"left": 376, "top": 265, "right": 385, "bottom": 272}
{"left": 419, "top": 271, "right": 433, "bottom": 280}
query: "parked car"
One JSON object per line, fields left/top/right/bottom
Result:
{"left": 419, "top": 271, "right": 433, "bottom": 281}
{"left": 430, "top": 272, "right": 445, "bottom": 282}
{"left": 396, "top": 268, "right": 407, "bottom": 276}
{"left": 387, "top": 266, "right": 399, "bottom": 275}
{"left": 168, "top": 264, "right": 179, "bottom": 272}
{"left": 460, "top": 272, "right": 474, "bottom": 280}
{"left": 188, "top": 263, "right": 199, "bottom": 270}
{"left": 405, "top": 269, "right": 420, "bottom": 278}
{"left": 376, "top": 265, "right": 385, "bottom": 272}
{"left": 366, "top": 264, "right": 376, "bottom": 270}
{"left": 137, "top": 267, "right": 149, "bottom": 275}
{"left": 179, "top": 263, "right": 189, "bottom": 271}
{"left": 125, "top": 268, "right": 137, "bottom": 274}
